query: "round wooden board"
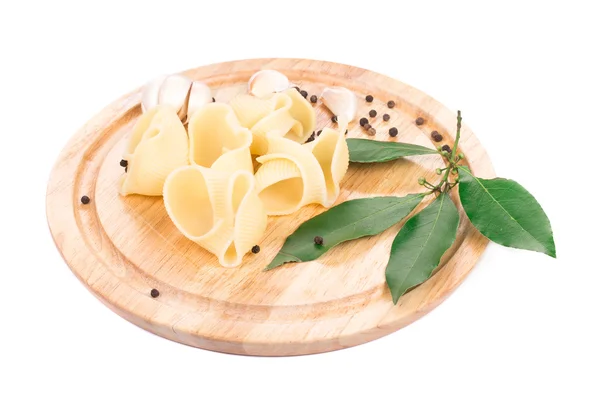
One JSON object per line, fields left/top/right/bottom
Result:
{"left": 47, "top": 58, "right": 494, "bottom": 356}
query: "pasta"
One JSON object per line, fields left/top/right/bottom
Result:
{"left": 163, "top": 166, "right": 267, "bottom": 268}
{"left": 120, "top": 105, "right": 189, "bottom": 196}
{"left": 303, "top": 120, "right": 350, "bottom": 206}
{"left": 187, "top": 103, "right": 253, "bottom": 174}
{"left": 230, "top": 88, "right": 316, "bottom": 155}
{"left": 254, "top": 122, "right": 349, "bottom": 215}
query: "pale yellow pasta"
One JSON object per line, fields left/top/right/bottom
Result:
{"left": 188, "top": 103, "right": 253, "bottom": 174}
{"left": 120, "top": 105, "right": 189, "bottom": 196}
{"left": 231, "top": 90, "right": 316, "bottom": 155}
{"left": 254, "top": 136, "right": 327, "bottom": 215}
{"left": 303, "top": 126, "right": 349, "bottom": 206}
{"left": 163, "top": 165, "right": 267, "bottom": 268}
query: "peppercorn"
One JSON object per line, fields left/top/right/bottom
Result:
{"left": 431, "top": 131, "right": 443, "bottom": 142}
{"left": 293, "top": 86, "right": 301, "bottom": 92}
{"left": 369, "top": 110, "right": 377, "bottom": 118}
{"left": 388, "top": 127, "right": 398, "bottom": 137}
{"left": 125, "top": 166, "right": 128, "bottom": 173}
{"left": 382, "top": 114, "right": 390, "bottom": 121}
{"left": 314, "top": 236, "right": 324, "bottom": 245}
{"left": 368, "top": 127, "right": 376, "bottom": 136}
{"left": 317, "top": 130, "right": 322, "bottom": 136}
{"left": 120, "top": 159, "right": 128, "bottom": 168}
{"left": 387, "top": 100, "right": 395, "bottom": 108}
{"left": 331, "top": 115, "right": 338, "bottom": 123}
{"left": 251, "top": 245, "right": 260, "bottom": 254}
{"left": 80, "top": 195, "right": 90, "bottom": 204}
{"left": 212, "top": 97, "right": 215, "bottom": 102}
{"left": 310, "top": 95, "right": 318, "bottom": 103}
{"left": 150, "top": 288, "right": 160, "bottom": 298}
{"left": 363, "top": 123, "right": 371, "bottom": 130}
{"left": 415, "top": 117, "right": 425, "bottom": 125}
{"left": 300, "top": 90, "right": 308, "bottom": 98}
{"left": 365, "top": 95, "right": 374, "bottom": 102}
{"left": 345, "top": 129, "right": 348, "bottom": 135}
{"left": 359, "top": 117, "right": 369, "bottom": 126}
{"left": 442, "top": 144, "right": 452, "bottom": 153}
{"left": 306, "top": 133, "right": 315, "bottom": 143}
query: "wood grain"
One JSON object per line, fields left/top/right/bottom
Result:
{"left": 46, "top": 58, "right": 495, "bottom": 356}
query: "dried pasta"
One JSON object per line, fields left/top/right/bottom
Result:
{"left": 163, "top": 166, "right": 267, "bottom": 267}
{"left": 120, "top": 105, "right": 189, "bottom": 196}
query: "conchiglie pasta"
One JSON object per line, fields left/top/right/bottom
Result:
{"left": 187, "top": 103, "right": 253, "bottom": 174}
{"left": 230, "top": 90, "right": 316, "bottom": 155}
{"left": 254, "top": 136, "right": 327, "bottom": 215}
{"left": 120, "top": 105, "right": 189, "bottom": 196}
{"left": 303, "top": 126, "right": 349, "bottom": 207}
{"left": 163, "top": 165, "right": 267, "bottom": 268}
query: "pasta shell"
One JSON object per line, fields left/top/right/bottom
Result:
{"left": 188, "top": 103, "right": 253, "bottom": 174}
{"left": 255, "top": 137, "right": 327, "bottom": 215}
{"left": 164, "top": 166, "right": 266, "bottom": 268}
{"left": 229, "top": 94, "right": 277, "bottom": 128}
{"left": 304, "top": 127, "right": 349, "bottom": 206}
{"left": 120, "top": 105, "right": 189, "bottom": 196}
{"left": 282, "top": 88, "right": 316, "bottom": 139}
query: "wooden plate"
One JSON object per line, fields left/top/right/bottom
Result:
{"left": 47, "top": 58, "right": 494, "bottom": 356}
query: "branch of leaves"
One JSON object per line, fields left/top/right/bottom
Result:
{"left": 265, "top": 111, "right": 556, "bottom": 304}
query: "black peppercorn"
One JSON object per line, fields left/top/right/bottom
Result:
{"left": 442, "top": 144, "right": 452, "bottom": 153}
{"left": 125, "top": 166, "right": 128, "bottom": 173}
{"left": 363, "top": 123, "right": 371, "bottom": 130}
{"left": 365, "top": 95, "right": 374, "bottom": 102}
{"left": 368, "top": 127, "right": 376, "bottom": 136}
{"left": 306, "top": 132, "right": 315, "bottom": 143}
{"left": 387, "top": 100, "right": 396, "bottom": 108}
{"left": 300, "top": 90, "right": 308, "bottom": 98}
{"left": 212, "top": 97, "right": 215, "bottom": 102}
{"left": 310, "top": 95, "right": 318, "bottom": 103}
{"left": 382, "top": 114, "right": 390, "bottom": 122}
{"left": 389, "top": 127, "right": 398, "bottom": 137}
{"left": 415, "top": 117, "right": 425, "bottom": 125}
{"left": 331, "top": 115, "right": 338, "bottom": 123}
{"left": 345, "top": 129, "right": 348, "bottom": 135}
{"left": 314, "top": 236, "right": 324, "bottom": 245}
{"left": 251, "top": 245, "right": 260, "bottom": 254}
{"left": 369, "top": 109, "right": 377, "bottom": 118}
{"left": 80, "top": 195, "right": 90, "bottom": 204}
{"left": 359, "top": 117, "right": 368, "bottom": 126}
{"left": 317, "top": 130, "right": 322, "bottom": 136}
{"left": 293, "top": 86, "right": 301, "bottom": 92}
{"left": 431, "top": 131, "right": 443, "bottom": 142}
{"left": 150, "top": 288, "right": 160, "bottom": 298}
{"left": 120, "top": 159, "right": 128, "bottom": 168}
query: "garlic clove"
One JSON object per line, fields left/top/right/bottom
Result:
{"left": 185, "top": 81, "right": 212, "bottom": 122}
{"left": 141, "top": 75, "right": 168, "bottom": 113}
{"left": 320, "top": 87, "right": 357, "bottom": 123}
{"left": 248, "top": 70, "right": 289, "bottom": 98}
{"left": 158, "top": 74, "right": 193, "bottom": 121}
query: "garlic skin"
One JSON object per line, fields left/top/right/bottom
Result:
{"left": 320, "top": 87, "right": 357, "bottom": 123}
{"left": 185, "top": 81, "right": 213, "bottom": 121}
{"left": 141, "top": 75, "right": 167, "bottom": 113}
{"left": 158, "top": 74, "right": 193, "bottom": 120}
{"left": 248, "top": 70, "right": 289, "bottom": 98}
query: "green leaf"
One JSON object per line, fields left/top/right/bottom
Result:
{"left": 385, "top": 193, "right": 460, "bottom": 304}
{"left": 265, "top": 194, "right": 425, "bottom": 271}
{"left": 347, "top": 138, "right": 438, "bottom": 163}
{"left": 457, "top": 166, "right": 556, "bottom": 257}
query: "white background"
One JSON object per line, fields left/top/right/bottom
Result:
{"left": 1, "top": 1, "right": 598, "bottom": 399}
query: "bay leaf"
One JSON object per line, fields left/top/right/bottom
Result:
{"left": 265, "top": 194, "right": 425, "bottom": 271}
{"left": 347, "top": 138, "right": 438, "bottom": 163}
{"left": 385, "top": 193, "right": 460, "bottom": 303}
{"left": 457, "top": 166, "right": 556, "bottom": 257}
